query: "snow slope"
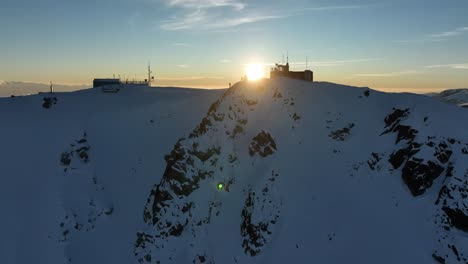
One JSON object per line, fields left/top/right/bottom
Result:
{"left": 0, "top": 86, "right": 224, "bottom": 264}
{"left": 1, "top": 80, "right": 467, "bottom": 264}
{"left": 430, "top": 88, "right": 468, "bottom": 107}
{"left": 0, "top": 81, "right": 87, "bottom": 97}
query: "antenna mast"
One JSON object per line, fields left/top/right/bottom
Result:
{"left": 148, "top": 63, "right": 152, "bottom": 86}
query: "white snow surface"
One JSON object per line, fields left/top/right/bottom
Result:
{"left": 1, "top": 80, "right": 467, "bottom": 264}
{"left": 430, "top": 88, "right": 468, "bottom": 107}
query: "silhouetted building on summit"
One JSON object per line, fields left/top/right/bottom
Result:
{"left": 270, "top": 63, "right": 313, "bottom": 82}
{"left": 93, "top": 78, "right": 121, "bottom": 88}
{"left": 93, "top": 64, "right": 155, "bottom": 89}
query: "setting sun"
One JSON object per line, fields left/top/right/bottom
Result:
{"left": 245, "top": 64, "right": 264, "bottom": 81}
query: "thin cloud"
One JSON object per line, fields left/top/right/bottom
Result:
{"left": 353, "top": 70, "right": 419, "bottom": 77}
{"left": 220, "top": 59, "right": 231, "bottom": 63}
{"left": 160, "top": 0, "right": 280, "bottom": 31}
{"left": 157, "top": 76, "right": 224, "bottom": 80}
{"left": 304, "top": 5, "right": 371, "bottom": 11}
{"left": 395, "top": 26, "right": 468, "bottom": 43}
{"left": 159, "top": 1, "right": 370, "bottom": 31}
{"left": 177, "top": 64, "right": 190, "bottom": 68}
{"left": 161, "top": 9, "right": 208, "bottom": 30}
{"left": 428, "top": 27, "right": 468, "bottom": 38}
{"left": 425, "top": 64, "right": 468, "bottom": 69}
{"left": 393, "top": 38, "right": 445, "bottom": 44}
{"left": 166, "top": 0, "right": 246, "bottom": 11}
{"left": 294, "top": 59, "right": 380, "bottom": 67}
{"left": 173, "top": 43, "right": 191, "bottom": 47}
{"left": 209, "top": 15, "right": 280, "bottom": 29}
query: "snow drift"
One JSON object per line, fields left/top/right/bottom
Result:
{"left": 1, "top": 80, "right": 467, "bottom": 264}
{"left": 430, "top": 88, "right": 468, "bottom": 107}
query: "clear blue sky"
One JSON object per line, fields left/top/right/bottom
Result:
{"left": 1, "top": 0, "right": 467, "bottom": 91}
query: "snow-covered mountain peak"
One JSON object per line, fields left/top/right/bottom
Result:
{"left": 1, "top": 80, "right": 467, "bottom": 264}
{"left": 135, "top": 79, "right": 468, "bottom": 264}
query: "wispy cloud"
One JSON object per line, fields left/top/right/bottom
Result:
{"left": 220, "top": 59, "right": 231, "bottom": 63}
{"left": 393, "top": 38, "right": 445, "bottom": 44}
{"left": 427, "top": 27, "right": 468, "bottom": 38}
{"left": 173, "top": 43, "right": 191, "bottom": 47}
{"left": 160, "top": 0, "right": 280, "bottom": 31}
{"left": 290, "top": 58, "right": 380, "bottom": 67}
{"left": 353, "top": 70, "right": 419, "bottom": 77}
{"left": 166, "top": 0, "right": 246, "bottom": 11}
{"left": 177, "top": 64, "right": 190, "bottom": 68}
{"left": 210, "top": 15, "right": 280, "bottom": 29}
{"left": 395, "top": 26, "right": 468, "bottom": 43}
{"left": 157, "top": 76, "right": 224, "bottom": 80}
{"left": 393, "top": 27, "right": 468, "bottom": 44}
{"left": 159, "top": 1, "right": 371, "bottom": 31}
{"left": 425, "top": 63, "right": 468, "bottom": 69}
{"left": 304, "top": 5, "right": 371, "bottom": 11}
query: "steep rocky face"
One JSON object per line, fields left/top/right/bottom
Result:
{"left": 134, "top": 80, "right": 468, "bottom": 264}
{"left": 134, "top": 82, "right": 285, "bottom": 263}
{"left": 56, "top": 132, "right": 114, "bottom": 245}
{"left": 373, "top": 108, "right": 468, "bottom": 263}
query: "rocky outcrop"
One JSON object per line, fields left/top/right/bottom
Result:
{"left": 42, "top": 97, "right": 57, "bottom": 109}
{"left": 249, "top": 131, "right": 277, "bottom": 157}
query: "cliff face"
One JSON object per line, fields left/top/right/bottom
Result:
{"left": 135, "top": 80, "right": 468, "bottom": 264}
{"left": 1, "top": 81, "right": 467, "bottom": 264}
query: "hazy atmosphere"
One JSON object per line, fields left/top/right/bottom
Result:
{"left": 1, "top": 0, "right": 468, "bottom": 92}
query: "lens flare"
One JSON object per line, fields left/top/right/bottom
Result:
{"left": 245, "top": 64, "right": 264, "bottom": 81}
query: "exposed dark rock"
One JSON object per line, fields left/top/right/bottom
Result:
{"left": 435, "top": 142, "right": 453, "bottom": 164}
{"left": 442, "top": 207, "right": 468, "bottom": 233}
{"left": 329, "top": 123, "right": 355, "bottom": 141}
{"left": 435, "top": 186, "right": 454, "bottom": 206}
{"left": 367, "top": 152, "right": 381, "bottom": 170}
{"left": 135, "top": 232, "right": 154, "bottom": 250}
{"left": 77, "top": 138, "right": 87, "bottom": 144}
{"left": 190, "top": 146, "right": 221, "bottom": 163}
{"left": 42, "top": 97, "right": 58, "bottom": 109}
{"left": 394, "top": 125, "right": 418, "bottom": 144}
{"left": 364, "top": 90, "right": 370, "bottom": 97}
{"left": 241, "top": 192, "right": 269, "bottom": 256}
{"left": 231, "top": 125, "right": 244, "bottom": 139}
{"left": 249, "top": 131, "right": 277, "bottom": 157}
{"left": 402, "top": 159, "right": 444, "bottom": 196}
{"left": 292, "top": 113, "right": 301, "bottom": 121}
{"left": 432, "top": 253, "right": 446, "bottom": 264}
{"left": 383, "top": 108, "right": 410, "bottom": 129}
{"left": 273, "top": 90, "right": 283, "bottom": 99}
{"left": 193, "top": 255, "right": 207, "bottom": 264}
{"left": 60, "top": 133, "right": 91, "bottom": 166}
{"left": 246, "top": 99, "right": 258, "bottom": 106}
{"left": 190, "top": 117, "right": 212, "bottom": 138}
{"left": 60, "top": 152, "right": 71, "bottom": 166}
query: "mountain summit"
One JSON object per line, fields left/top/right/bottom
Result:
{"left": 1, "top": 80, "right": 467, "bottom": 264}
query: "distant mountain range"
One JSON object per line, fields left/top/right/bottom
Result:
{"left": 429, "top": 88, "right": 468, "bottom": 108}
{"left": 0, "top": 81, "right": 88, "bottom": 97}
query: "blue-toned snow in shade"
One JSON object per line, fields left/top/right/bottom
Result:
{"left": 1, "top": 79, "right": 467, "bottom": 264}
{"left": 1, "top": 0, "right": 468, "bottom": 91}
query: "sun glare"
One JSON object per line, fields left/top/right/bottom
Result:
{"left": 245, "top": 64, "right": 264, "bottom": 81}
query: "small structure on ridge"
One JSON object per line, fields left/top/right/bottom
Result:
{"left": 270, "top": 62, "right": 313, "bottom": 82}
